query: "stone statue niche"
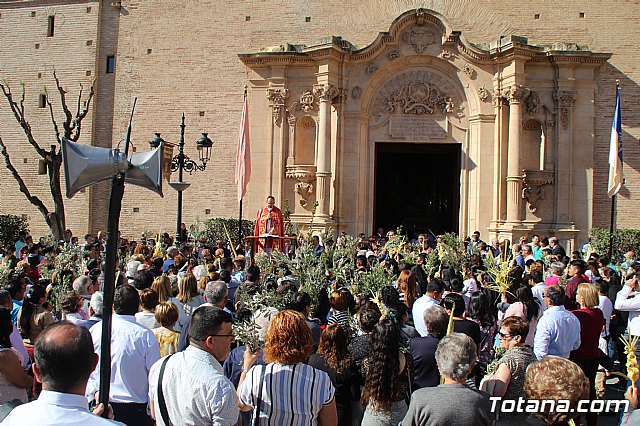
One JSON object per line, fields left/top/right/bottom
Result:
{"left": 295, "top": 115, "right": 316, "bottom": 165}
{"left": 521, "top": 118, "right": 554, "bottom": 217}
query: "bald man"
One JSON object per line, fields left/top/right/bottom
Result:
{"left": 2, "top": 321, "right": 123, "bottom": 425}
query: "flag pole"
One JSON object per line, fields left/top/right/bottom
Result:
{"left": 607, "top": 79, "right": 622, "bottom": 260}
{"left": 237, "top": 86, "right": 248, "bottom": 249}
{"left": 608, "top": 194, "right": 615, "bottom": 259}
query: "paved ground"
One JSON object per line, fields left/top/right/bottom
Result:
{"left": 588, "top": 377, "right": 626, "bottom": 426}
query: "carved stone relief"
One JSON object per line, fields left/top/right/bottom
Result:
{"left": 505, "top": 85, "right": 530, "bottom": 104}
{"left": 352, "top": 86, "right": 362, "bottom": 100}
{"left": 524, "top": 91, "right": 539, "bottom": 115}
{"left": 478, "top": 86, "right": 490, "bottom": 102}
{"left": 521, "top": 170, "right": 554, "bottom": 213}
{"left": 371, "top": 70, "right": 465, "bottom": 130}
{"left": 366, "top": 63, "right": 378, "bottom": 75}
{"left": 294, "top": 182, "right": 314, "bottom": 207}
{"left": 403, "top": 26, "right": 435, "bottom": 54}
{"left": 440, "top": 50, "right": 456, "bottom": 60}
{"left": 300, "top": 90, "right": 315, "bottom": 112}
{"left": 387, "top": 50, "right": 399, "bottom": 60}
{"left": 313, "top": 84, "right": 340, "bottom": 103}
{"left": 266, "top": 87, "right": 289, "bottom": 123}
{"left": 462, "top": 64, "right": 476, "bottom": 79}
{"left": 553, "top": 90, "right": 576, "bottom": 129}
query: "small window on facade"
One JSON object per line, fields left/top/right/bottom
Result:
{"left": 47, "top": 15, "right": 55, "bottom": 37}
{"left": 106, "top": 55, "right": 115, "bottom": 74}
{"left": 39, "top": 94, "right": 47, "bottom": 108}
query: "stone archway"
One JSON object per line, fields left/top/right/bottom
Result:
{"left": 360, "top": 63, "right": 471, "bottom": 236}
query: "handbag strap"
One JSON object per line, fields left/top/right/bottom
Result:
{"left": 157, "top": 354, "right": 174, "bottom": 426}
{"left": 253, "top": 364, "right": 267, "bottom": 426}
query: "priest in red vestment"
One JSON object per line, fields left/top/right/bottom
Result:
{"left": 253, "top": 196, "right": 285, "bottom": 253}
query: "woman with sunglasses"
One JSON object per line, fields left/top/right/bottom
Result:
{"left": 480, "top": 316, "right": 537, "bottom": 420}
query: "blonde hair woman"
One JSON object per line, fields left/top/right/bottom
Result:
{"left": 570, "top": 283, "right": 605, "bottom": 426}
{"left": 151, "top": 275, "right": 187, "bottom": 332}
{"left": 152, "top": 302, "right": 180, "bottom": 356}
{"left": 177, "top": 273, "right": 205, "bottom": 316}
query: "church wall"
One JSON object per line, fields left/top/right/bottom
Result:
{"left": 0, "top": 0, "right": 638, "bottom": 242}
{"left": 0, "top": 0, "right": 99, "bottom": 238}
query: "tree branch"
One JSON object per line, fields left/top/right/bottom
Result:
{"left": 45, "top": 91, "right": 62, "bottom": 144}
{"left": 0, "top": 136, "right": 50, "bottom": 218}
{"left": 71, "top": 79, "right": 95, "bottom": 142}
{"left": 52, "top": 71, "right": 73, "bottom": 138}
{"left": 0, "top": 81, "right": 48, "bottom": 158}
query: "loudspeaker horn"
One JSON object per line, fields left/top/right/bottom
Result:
{"left": 62, "top": 138, "right": 128, "bottom": 198}
{"left": 125, "top": 146, "right": 163, "bottom": 197}
{"left": 62, "top": 138, "right": 164, "bottom": 198}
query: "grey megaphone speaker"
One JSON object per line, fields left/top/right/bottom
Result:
{"left": 62, "top": 138, "right": 128, "bottom": 198}
{"left": 62, "top": 137, "right": 164, "bottom": 198}
{"left": 125, "top": 147, "right": 163, "bottom": 197}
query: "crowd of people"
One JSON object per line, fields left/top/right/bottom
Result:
{"left": 0, "top": 226, "right": 640, "bottom": 426}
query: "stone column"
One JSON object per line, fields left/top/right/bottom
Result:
{"left": 505, "top": 85, "right": 529, "bottom": 225}
{"left": 490, "top": 89, "right": 506, "bottom": 230}
{"left": 313, "top": 83, "right": 338, "bottom": 218}
{"left": 553, "top": 89, "right": 576, "bottom": 226}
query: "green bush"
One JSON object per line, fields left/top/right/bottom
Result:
{"left": 201, "top": 218, "right": 255, "bottom": 248}
{"left": 589, "top": 227, "right": 640, "bottom": 258}
{"left": 0, "top": 214, "right": 29, "bottom": 246}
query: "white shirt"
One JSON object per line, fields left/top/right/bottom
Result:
{"left": 598, "top": 294, "right": 613, "bottom": 336}
{"left": 533, "top": 305, "right": 581, "bottom": 359}
{"left": 135, "top": 311, "right": 160, "bottom": 330}
{"left": 148, "top": 346, "right": 239, "bottom": 426}
{"left": 412, "top": 295, "right": 438, "bottom": 337}
{"left": 462, "top": 279, "right": 478, "bottom": 302}
{"left": 2, "top": 390, "right": 124, "bottom": 425}
{"left": 86, "top": 314, "right": 160, "bottom": 403}
{"left": 168, "top": 297, "right": 188, "bottom": 332}
{"left": 615, "top": 285, "right": 640, "bottom": 336}
{"left": 531, "top": 282, "right": 548, "bottom": 312}
{"left": 9, "top": 323, "right": 29, "bottom": 368}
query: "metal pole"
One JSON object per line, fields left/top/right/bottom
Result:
{"left": 238, "top": 198, "right": 243, "bottom": 250}
{"left": 98, "top": 174, "right": 125, "bottom": 416}
{"left": 608, "top": 194, "right": 616, "bottom": 260}
{"left": 176, "top": 114, "right": 185, "bottom": 246}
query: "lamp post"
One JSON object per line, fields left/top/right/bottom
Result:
{"left": 150, "top": 113, "right": 212, "bottom": 245}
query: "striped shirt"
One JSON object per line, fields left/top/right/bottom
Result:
{"left": 327, "top": 310, "right": 350, "bottom": 329}
{"left": 238, "top": 362, "right": 335, "bottom": 425}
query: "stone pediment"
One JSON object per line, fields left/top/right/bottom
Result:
{"left": 239, "top": 9, "right": 610, "bottom": 68}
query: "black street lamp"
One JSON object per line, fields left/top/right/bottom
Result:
{"left": 150, "top": 113, "right": 212, "bottom": 245}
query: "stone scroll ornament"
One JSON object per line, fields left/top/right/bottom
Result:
{"left": 267, "top": 88, "right": 289, "bottom": 123}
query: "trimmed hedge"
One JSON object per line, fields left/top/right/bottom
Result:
{"left": 589, "top": 227, "right": 640, "bottom": 258}
{"left": 0, "top": 214, "right": 29, "bottom": 246}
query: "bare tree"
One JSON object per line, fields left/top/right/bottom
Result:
{"left": 0, "top": 72, "right": 95, "bottom": 241}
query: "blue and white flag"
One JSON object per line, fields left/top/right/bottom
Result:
{"left": 607, "top": 84, "right": 623, "bottom": 198}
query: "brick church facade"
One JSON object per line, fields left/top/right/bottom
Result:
{"left": 0, "top": 1, "right": 638, "bottom": 250}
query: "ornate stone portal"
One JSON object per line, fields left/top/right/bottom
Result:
{"left": 238, "top": 8, "right": 610, "bottom": 247}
